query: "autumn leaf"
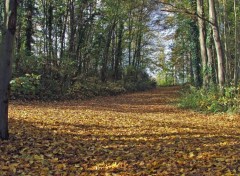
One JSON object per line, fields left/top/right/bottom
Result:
{"left": 0, "top": 86, "right": 239, "bottom": 175}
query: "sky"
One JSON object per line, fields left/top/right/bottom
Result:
{"left": 146, "top": 9, "right": 176, "bottom": 77}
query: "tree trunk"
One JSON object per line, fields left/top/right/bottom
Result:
{"left": 69, "top": 0, "right": 76, "bottom": 57}
{"left": 189, "top": 0, "right": 202, "bottom": 88}
{"left": 47, "top": 2, "right": 53, "bottom": 60}
{"left": 209, "top": 0, "right": 225, "bottom": 90}
{"left": 0, "top": 0, "right": 18, "bottom": 140}
{"left": 189, "top": 53, "right": 194, "bottom": 84}
{"left": 101, "top": 22, "right": 116, "bottom": 82}
{"left": 25, "top": 0, "right": 33, "bottom": 55}
{"left": 197, "top": 0, "right": 208, "bottom": 88}
{"left": 189, "top": 19, "right": 202, "bottom": 88}
{"left": 114, "top": 21, "right": 124, "bottom": 80}
{"left": 128, "top": 10, "right": 133, "bottom": 66}
{"left": 0, "top": 1, "right": 4, "bottom": 38}
{"left": 206, "top": 35, "right": 214, "bottom": 85}
{"left": 233, "top": 0, "right": 239, "bottom": 87}
{"left": 223, "top": 0, "right": 230, "bottom": 85}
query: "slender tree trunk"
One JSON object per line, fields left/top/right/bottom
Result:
{"left": 223, "top": 0, "right": 230, "bottom": 85}
{"left": 0, "top": 1, "right": 4, "bottom": 37}
{"left": 189, "top": 53, "right": 194, "bottom": 84}
{"left": 0, "top": 0, "right": 18, "bottom": 140}
{"left": 128, "top": 10, "right": 133, "bottom": 66}
{"left": 47, "top": 2, "right": 53, "bottom": 60}
{"left": 206, "top": 25, "right": 214, "bottom": 85}
{"left": 197, "top": 0, "right": 208, "bottom": 88}
{"left": 111, "top": 30, "right": 116, "bottom": 73}
{"left": 233, "top": 0, "right": 239, "bottom": 87}
{"left": 101, "top": 22, "right": 116, "bottom": 82}
{"left": 189, "top": 0, "right": 202, "bottom": 88}
{"left": 15, "top": 7, "right": 22, "bottom": 74}
{"left": 60, "top": 10, "right": 68, "bottom": 59}
{"left": 25, "top": 0, "right": 33, "bottom": 55}
{"left": 114, "top": 21, "right": 124, "bottom": 80}
{"left": 69, "top": 0, "right": 76, "bottom": 57}
{"left": 206, "top": 41, "right": 213, "bottom": 85}
{"left": 189, "top": 19, "right": 202, "bottom": 88}
{"left": 209, "top": 0, "right": 225, "bottom": 90}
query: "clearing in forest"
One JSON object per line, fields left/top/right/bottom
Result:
{"left": 1, "top": 86, "right": 240, "bottom": 175}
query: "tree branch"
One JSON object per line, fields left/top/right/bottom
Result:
{"left": 155, "top": 0, "right": 215, "bottom": 26}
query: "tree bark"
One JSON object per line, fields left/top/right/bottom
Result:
{"left": 206, "top": 36, "right": 213, "bottom": 85}
{"left": 25, "top": 0, "right": 33, "bottom": 55}
{"left": 209, "top": 0, "right": 225, "bottom": 90}
{"left": 0, "top": 0, "right": 18, "bottom": 140}
{"left": 189, "top": 19, "right": 202, "bottom": 88}
{"left": 0, "top": 1, "right": 4, "bottom": 37}
{"left": 233, "top": 0, "right": 239, "bottom": 87}
{"left": 197, "top": 0, "right": 208, "bottom": 88}
{"left": 223, "top": 0, "right": 230, "bottom": 85}
{"left": 114, "top": 21, "right": 124, "bottom": 80}
{"left": 101, "top": 22, "right": 116, "bottom": 82}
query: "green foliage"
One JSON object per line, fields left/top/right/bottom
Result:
{"left": 139, "top": 79, "right": 157, "bottom": 90}
{"left": 124, "top": 79, "right": 156, "bottom": 92}
{"left": 67, "top": 78, "right": 126, "bottom": 99}
{"left": 9, "top": 65, "right": 156, "bottom": 100}
{"left": 179, "top": 86, "right": 240, "bottom": 113}
{"left": 67, "top": 71, "right": 156, "bottom": 100}
{"left": 156, "top": 71, "right": 174, "bottom": 86}
{"left": 10, "top": 0, "right": 157, "bottom": 101}
{"left": 10, "top": 74, "right": 41, "bottom": 98}
{"left": 123, "top": 66, "right": 157, "bottom": 91}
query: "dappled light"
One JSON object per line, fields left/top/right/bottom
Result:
{"left": 0, "top": 0, "right": 240, "bottom": 174}
{"left": 0, "top": 87, "right": 239, "bottom": 175}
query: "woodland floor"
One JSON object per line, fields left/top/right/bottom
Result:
{"left": 1, "top": 86, "right": 240, "bottom": 176}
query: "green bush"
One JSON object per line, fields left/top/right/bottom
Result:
{"left": 123, "top": 79, "right": 156, "bottom": 92}
{"left": 66, "top": 78, "right": 126, "bottom": 99}
{"left": 10, "top": 74, "right": 41, "bottom": 99}
{"left": 156, "top": 72, "right": 174, "bottom": 86}
{"left": 10, "top": 66, "right": 156, "bottom": 100}
{"left": 103, "top": 82, "right": 127, "bottom": 95}
{"left": 66, "top": 75, "right": 156, "bottom": 100}
{"left": 39, "top": 77, "right": 63, "bottom": 100}
{"left": 123, "top": 66, "right": 157, "bottom": 92}
{"left": 136, "top": 79, "right": 157, "bottom": 91}
{"left": 179, "top": 86, "right": 240, "bottom": 113}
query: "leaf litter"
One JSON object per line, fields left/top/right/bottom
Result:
{"left": 1, "top": 86, "right": 240, "bottom": 175}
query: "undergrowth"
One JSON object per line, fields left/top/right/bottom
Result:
{"left": 10, "top": 74, "right": 156, "bottom": 100}
{"left": 179, "top": 85, "right": 240, "bottom": 113}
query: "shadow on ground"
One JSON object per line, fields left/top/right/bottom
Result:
{"left": 1, "top": 86, "right": 239, "bottom": 175}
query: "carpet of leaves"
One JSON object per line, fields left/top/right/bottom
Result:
{"left": 1, "top": 86, "right": 240, "bottom": 175}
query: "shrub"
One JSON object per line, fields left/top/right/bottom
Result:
{"left": 39, "top": 77, "right": 63, "bottom": 100}
{"left": 66, "top": 78, "right": 126, "bottom": 99}
{"left": 179, "top": 86, "right": 240, "bottom": 113}
{"left": 123, "top": 66, "right": 157, "bottom": 92}
{"left": 103, "top": 82, "right": 127, "bottom": 95}
{"left": 10, "top": 74, "right": 41, "bottom": 99}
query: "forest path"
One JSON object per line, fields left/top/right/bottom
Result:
{"left": 1, "top": 86, "right": 240, "bottom": 175}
